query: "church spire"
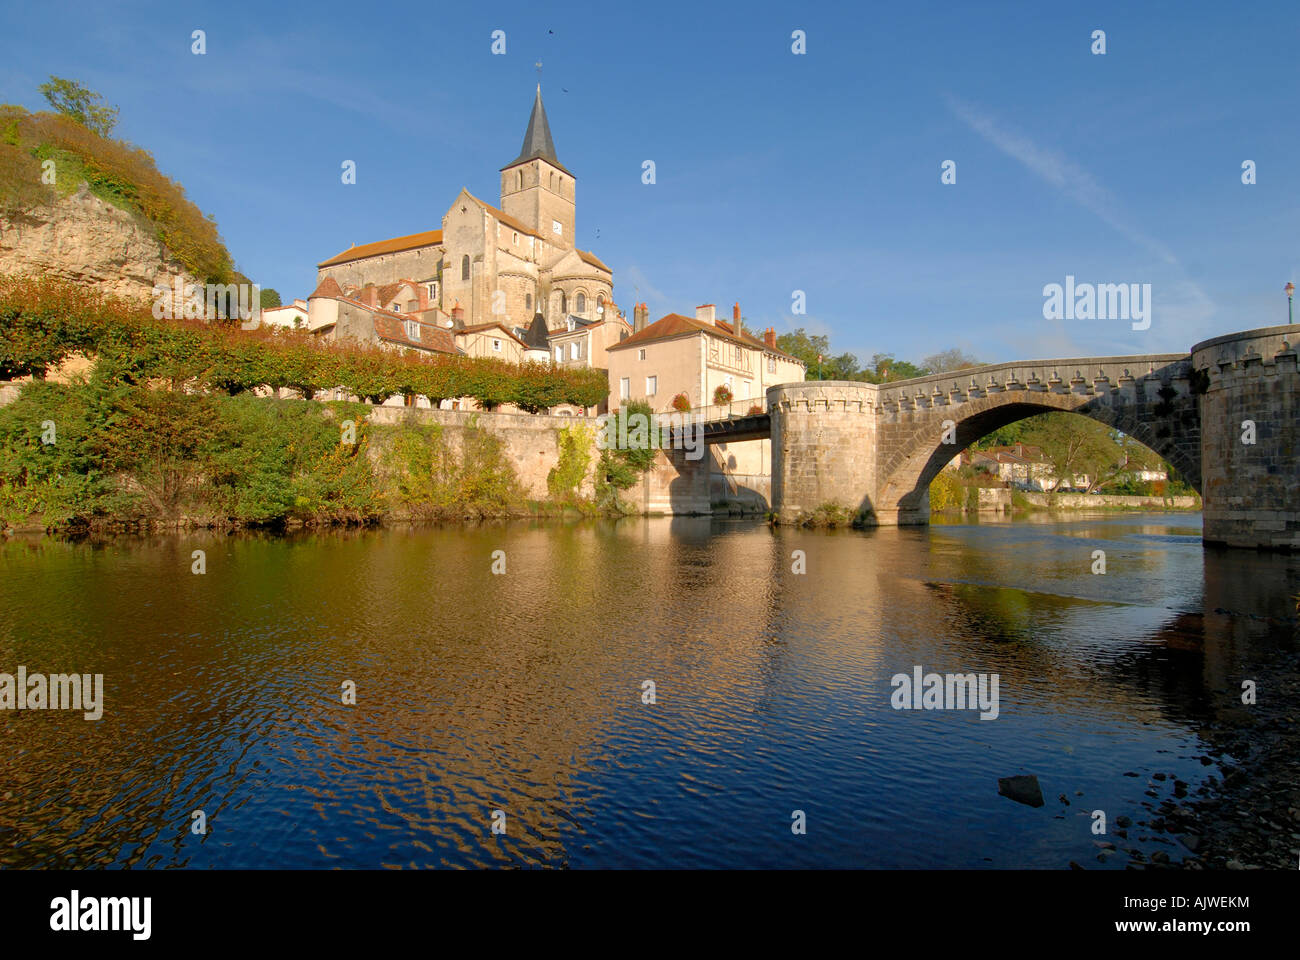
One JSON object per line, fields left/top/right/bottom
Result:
{"left": 504, "top": 85, "right": 571, "bottom": 175}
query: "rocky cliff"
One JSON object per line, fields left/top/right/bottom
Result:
{"left": 0, "top": 182, "right": 197, "bottom": 306}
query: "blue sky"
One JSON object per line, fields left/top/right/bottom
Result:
{"left": 3, "top": 0, "right": 1297, "bottom": 365}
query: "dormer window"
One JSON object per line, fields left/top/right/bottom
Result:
{"left": 393, "top": 304, "right": 401, "bottom": 312}
{"left": 404, "top": 319, "right": 419, "bottom": 339}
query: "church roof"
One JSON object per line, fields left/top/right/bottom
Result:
{"left": 501, "top": 85, "right": 572, "bottom": 176}
{"left": 464, "top": 191, "right": 545, "bottom": 240}
{"left": 318, "top": 229, "right": 444, "bottom": 268}
{"left": 576, "top": 249, "right": 611, "bottom": 273}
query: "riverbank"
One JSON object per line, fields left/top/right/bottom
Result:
{"left": 0, "top": 378, "right": 662, "bottom": 536}
{"left": 1173, "top": 634, "right": 1300, "bottom": 870}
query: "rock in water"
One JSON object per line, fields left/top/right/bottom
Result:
{"left": 998, "top": 774, "right": 1045, "bottom": 807}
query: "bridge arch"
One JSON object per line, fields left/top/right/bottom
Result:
{"left": 874, "top": 391, "right": 1203, "bottom": 524}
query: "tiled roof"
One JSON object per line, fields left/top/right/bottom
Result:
{"left": 372, "top": 312, "right": 456, "bottom": 354}
{"left": 456, "top": 322, "right": 527, "bottom": 347}
{"left": 318, "top": 230, "right": 444, "bottom": 268}
{"left": 464, "top": 192, "right": 544, "bottom": 241}
{"left": 576, "top": 249, "right": 611, "bottom": 273}
{"left": 310, "top": 276, "right": 344, "bottom": 299}
{"left": 608, "top": 312, "right": 802, "bottom": 362}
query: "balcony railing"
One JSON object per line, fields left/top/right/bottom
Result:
{"left": 690, "top": 396, "right": 769, "bottom": 422}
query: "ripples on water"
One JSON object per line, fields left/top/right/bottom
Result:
{"left": 0, "top": 512, "right": 1296, "bottom": 868}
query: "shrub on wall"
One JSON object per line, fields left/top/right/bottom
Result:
{"left": 713, "top": 384, "right": 733, "bottom": 404}
{"left": 547, "top": 423, "right": 592, "bottom": 501}
{"left": 671, "top": 392, "right": 691, "bottom": 412}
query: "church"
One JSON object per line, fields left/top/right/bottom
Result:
{"left": 307, "top": 86, "right": 623, "bottom": 366}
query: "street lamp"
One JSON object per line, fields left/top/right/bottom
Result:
{"left": 1287, "top": 282, "right": 1295, "bottom": 324}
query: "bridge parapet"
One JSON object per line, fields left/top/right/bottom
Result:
{"left": 767, "top": 380, "right": 879, "bottom": 416}
{"left": 875, "top": 354, "right": 1192, "bottom": 418}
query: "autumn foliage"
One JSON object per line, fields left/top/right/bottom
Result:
{"left": 1, "top": 105, "right": 235, "bottom": 282}
{"left": 0, "top": 276, "right": 609, "bottom": 410}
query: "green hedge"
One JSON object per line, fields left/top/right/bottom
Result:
{"left": 0, "top": 276, "right": 610, "bottom": 411}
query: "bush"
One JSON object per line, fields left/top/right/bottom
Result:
{"left": 801, "top": 502, "right": 854, "bottom": 527}
{"left": 382, "top": 419, "right": 522, "bottom": 519}
{"left": 929, "top": 470, "right": 962, "bottom": 513}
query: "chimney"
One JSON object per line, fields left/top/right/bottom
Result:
{"left": 733, "top": 302, "right": 742, "bottom": 334}
{"left": 451, "top": 299, "right": 465, "bottom": 328}
{"left": 363, "top": 285, "right": 378, "bottom": 307}
{"left": 696, "top": 303, "right": 716, "bottom": 326}
{"left": 633, "top": 303, "right": 647, "bottom": 332}
{"left": 764, "top": 327, "right": 777, "bottom": 348}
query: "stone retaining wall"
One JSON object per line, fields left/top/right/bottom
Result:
{"left": 1020, "top": 493, "right": 1200, "bottom": 509}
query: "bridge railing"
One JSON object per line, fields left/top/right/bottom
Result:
{"left": 691, "top": 396, "right": 769, "bottom": 422}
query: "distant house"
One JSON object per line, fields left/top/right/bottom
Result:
{"left": 953, "top": 443, "right": 1078, "bottom": 491}
{"left": 606, "top": 302, "right": 805, "bottom": 413}
{"left": 260, "top": 298, "right": 308, "bottom": 329}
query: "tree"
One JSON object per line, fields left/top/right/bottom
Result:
{"left": 921, "top": 348, "right": 982, "bottom": 374}
{"left": 1020, "top": 413, "right": 1122, "bottom": 491}
{"left": 38, "top": 76, "right": 119, "bottom": 138}
{"left": 260, "top": 288, "right": 282, "bottom": 310}
{"left": 776, "top": 329, "right": 831, "bottom": 374}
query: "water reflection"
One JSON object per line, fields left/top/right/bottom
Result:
{"left": 0, "top": 513, "right": 1295, "bottom": 868}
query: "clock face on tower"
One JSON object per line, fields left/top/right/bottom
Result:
{"left": 552, "top": 220, "right": 563, "bottom": 236}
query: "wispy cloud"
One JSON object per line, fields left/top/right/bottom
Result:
{"left": 944, "top": 95, "right": 1215, "bottom": 345}
{"left": 620, "top": 265, "right": 666, "bottom": 305}
{"left": 944, "top": 95, "right": 1181, "bottom": 267}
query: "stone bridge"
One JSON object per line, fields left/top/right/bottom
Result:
{"left": 663, "top": 323, "right": 1299, "bottom": 550}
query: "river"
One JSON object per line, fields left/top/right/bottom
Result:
{"left": 1, "top": 511, "right": 1296, "bottom": 868}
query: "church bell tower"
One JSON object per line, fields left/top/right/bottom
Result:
{"left": 500, "top": 86, "right": 575, "bottom": 256}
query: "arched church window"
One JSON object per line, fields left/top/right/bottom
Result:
{"left": 461, "top": 255, "right": 469, "bottom": 281}
{"left": 525, "top": 292, "right": 532, "bottom": 312}
{"left": 560, "top": 292, "right": 567, "bottom": 313}
{"left": 575, "top": 293, "right": 586, "bottom": 314}
{"left": 517, "top": 170, "right": 523, "bottom": 190}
